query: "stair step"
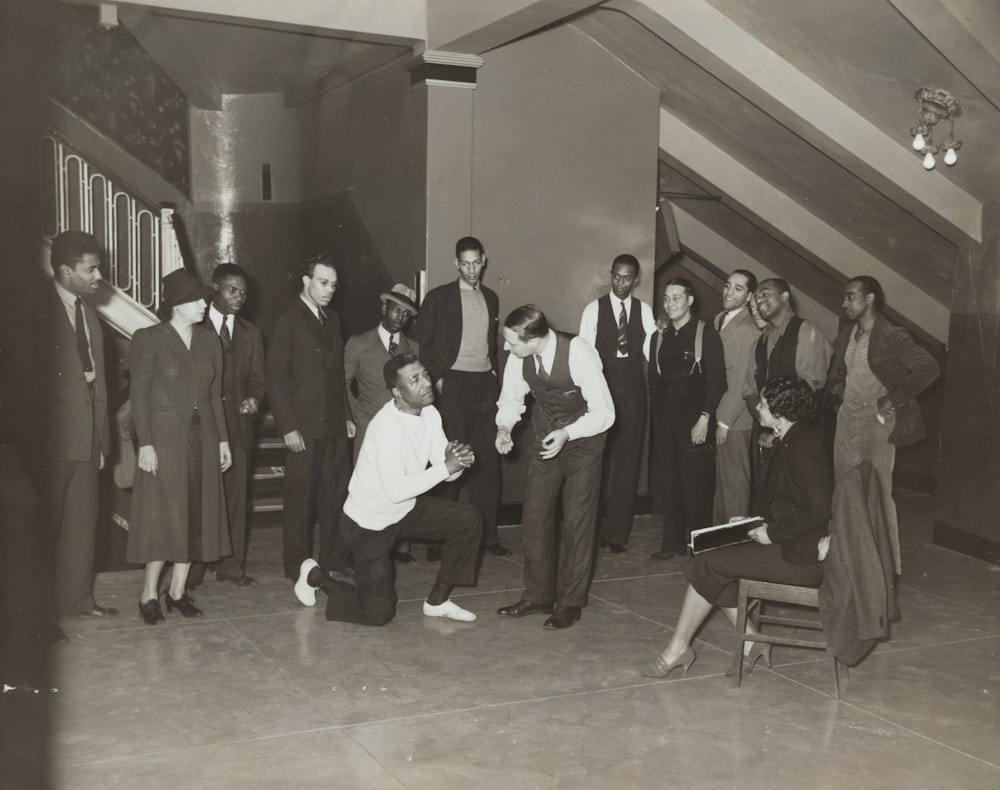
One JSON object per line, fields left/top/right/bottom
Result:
{"left": 251, "top": 496, "right": 284, "bottom": 513}
{"left": 252, "top": 466, "right": 285, "bottom": 481}
{"left": 256, "top": 437, "right": 285, "bottom": 451}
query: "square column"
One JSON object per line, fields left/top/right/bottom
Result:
{"left": 934, "top": 202, "right": 1000, "bottom": 563}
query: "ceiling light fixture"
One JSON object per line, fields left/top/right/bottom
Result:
{"left": 909, "top": 87, "right": 962, "bottom": 171}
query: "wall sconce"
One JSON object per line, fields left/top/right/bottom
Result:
{"left": 910, "top": 88, "right": 962, "bottom": 170}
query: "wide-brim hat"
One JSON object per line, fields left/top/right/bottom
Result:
{"left": 161, "top": 269, "right": 213, "bottom": 308}
{"left": 379, "top": 283, "right": 419, "bottom": 316}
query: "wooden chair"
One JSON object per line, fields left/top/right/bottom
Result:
{"left": 729, "top": 579, "right": 846, "bottom": 699}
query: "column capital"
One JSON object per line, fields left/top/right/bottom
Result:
{"left": 409, "top": 50, "right": 484, "bottom": 89}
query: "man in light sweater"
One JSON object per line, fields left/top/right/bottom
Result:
{"left": 295, "top": 353, "right": 483, "bottom": 625}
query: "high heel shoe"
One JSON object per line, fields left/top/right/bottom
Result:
{"left": 138, "top": 598, "right": 165, "bottom": 625}
{"left": 746, "top": 641, "right": 772, "bottom": 672}
{"left": 164, "top": 593, "right": 203, "bottom": 618}
{"left": 728, "top": 641, "right": 773, "bottom": 677}
{"left": 640, "top": 647, "right": 696, "bottom": 678}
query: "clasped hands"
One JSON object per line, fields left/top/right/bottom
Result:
{"left": 445, "top": 440, "right": 476, "bottom": 474}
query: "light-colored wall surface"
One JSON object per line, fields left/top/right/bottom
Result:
{"left": 295, "top": 63, "right": 428, "bottom": 286}
{"left": 470, "top": 24, "right": 660, "bottom": 333}
{"left": 191, "top": 93, "right": 304, "bottom": 207}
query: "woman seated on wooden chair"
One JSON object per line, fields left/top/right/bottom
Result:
{"left": 641, "top": 376, "right": 832, "bottom": 678}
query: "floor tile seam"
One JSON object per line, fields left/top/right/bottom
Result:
{"left": 217, "top": 616, "right": 329, "bottom": 703}
{"left": 768, "top": 673, "right": 1000, "bottom": 772}
{"left": 897, "top": 581, "right": 1000, "bottom": 616}
{"left": 329, "top": 676, "right": 728, "bottom": 731}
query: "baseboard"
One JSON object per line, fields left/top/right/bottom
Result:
{"left": 933, "top": 520, "right": 1000, "bottom": 564}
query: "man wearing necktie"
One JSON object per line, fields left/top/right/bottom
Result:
{"left": 344, "top": 284, "right": 420, "bottom": 466}
{"left": 712, "top": 270, "right": 761, "bottom": 523}
{"left": 266, "top": 254, "right": 355, "bottom": 600}
{"left": 42, "top": 231, "right": 117, "bottom": 627}
{"left": 579, "top": 254, "right": 657, "bottom": 553}
{"left": 495, "top": 305, "right": 615, "bottom": 630}
{"left": 189, "top": 264, "right": 265, "bottom": 589}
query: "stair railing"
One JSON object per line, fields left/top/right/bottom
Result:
{"left": 41, "top": 132, "right": 183, "bottom": 313}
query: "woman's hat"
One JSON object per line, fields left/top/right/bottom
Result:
{"left": 161, "top": 269, "right": 213, "bottom": 308}
{"left": 379, "top": 283, "right": 419, "bottom": 316}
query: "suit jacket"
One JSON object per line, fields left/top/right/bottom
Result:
{"left": 412, "top": 279, "right": 499, "bottom": 383}
{"left": 763, "top": 420, "right": 832, "bottom": 566}
{"left": 265, "top": 298, "right": 348, "bottom": 440}
{"left": 714, "top": 307, "right": 759, "bottom": 432}
{"left": 827, "top": 314, "right": 939, "bottom": 447}
{"left": 204, "top": 314, "right": 265, "bottom": 450}
{"left": 344, "top": 326, "right": 418, "bottom": 429}
{"left": 33, "top": 279, "right": 110, "bottom": 462}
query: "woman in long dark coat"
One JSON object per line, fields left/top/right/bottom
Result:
{"left": 640, "top": 376, "right": 832, "bottom": 677}
{"left": 129, "top": 269, "right": 232, "bottom": 624}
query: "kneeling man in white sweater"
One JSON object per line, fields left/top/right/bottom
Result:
{"left": 295, "top": 352, "right": 482, "bottom": 624}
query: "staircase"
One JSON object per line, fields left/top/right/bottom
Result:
{"left": 248, "top": 413, "right": 287, "bottom": 527}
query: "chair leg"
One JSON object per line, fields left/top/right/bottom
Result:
{"left": 829, "top": 653, "right": 845, "bottom": 699}
{"left": 730, "top": 582, "right": 750, "bottom": 687}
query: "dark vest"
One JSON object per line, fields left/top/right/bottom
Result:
{"left": 522, "top": 332, "right": 587, "bottom": 436}
{"left": 595, "top": 296, "right": 645, "bottom": 372}
{"left": 755, "top": 316, "right": 803, "bottom": 393}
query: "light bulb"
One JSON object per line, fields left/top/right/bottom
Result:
{"left": 922, "top": 151, "right": 936, "bottom": 170}
{"left": 912, "top": 133, "right": 925, "bottom": 151}
{"left": 944, "top": 147, "right": 957, "bottom": 166}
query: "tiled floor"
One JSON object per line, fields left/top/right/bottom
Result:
{"left": 55, "top": 491, "right": 1000, "bottom": 789}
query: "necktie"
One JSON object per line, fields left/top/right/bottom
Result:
{"left": 75, "top": 298, "right": 93, "bottom": 373}
{"left": 220, "top": 316, "right": 232, "bottom": 349}
{"left": 617, "top": 301, "right": 629, "bottom": 355}
{"left": 535, "top": 354, "right": 548, "bottom": 379}
{"left": 387, "top": 334, "right": 398, "bottom": 356}
{"left": 317, "top": 309, "right": 326, "bottom": 328}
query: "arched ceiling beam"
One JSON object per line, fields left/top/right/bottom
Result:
{"left": 607, "top": 0, "right": 982, "bottom": 244}
{"left": 660, "top": 107, "right": 951, "bottom": 343}
{"left": 428, "top": 1, "right": 601, "bottom": 53}
{"left": 671, "top": 207, "right": 840, "bottom": 341}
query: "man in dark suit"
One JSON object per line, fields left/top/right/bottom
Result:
{"left": 344, "top": 283, "right": 420, "bottom": 463}
{"left": 713, "top": 270, "right": 760, "bottom": 523}
{"left": 412, "top": 236, "right": 508, "bottom": 556}
{"left": 189, "top": 263, "right": 265, "bottom": 589}
{"left": 42, "top": 231, "right": 118, "bottom": 622}
{"left": 266, "top": 254, "right": 354, "bottom": 599}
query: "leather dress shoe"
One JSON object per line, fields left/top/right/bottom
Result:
{"left": 497, "top": 600, "right": 554, "bottom": 617}
{"left": 138, "top": 598, "right": 165, "bottom": 626}
{"left": 164, "top": 593, "right": 203, "bottom": 618}
{"left": 601, "top": 541, "right": 626, "bottom": 554}
{"left": 650, "top": 549, "right": 682, "bottom": 561}
{"left": 77, "top": 604, "right": 120, "bottom": 618}
{"left": 426, "top": 546, "right": 443, "bottom": 562}
{"left": 484, "top": 544, "right": 512, "bottom": 557}
{"left": 216, "top": 572, "right": 257, "bottom": 587}
{"left": 543, "top": 606, "right": 582, "bottom": 630}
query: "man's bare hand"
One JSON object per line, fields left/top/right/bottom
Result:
{"left": 284, "top": 430, "right": 306, "bottom": 452}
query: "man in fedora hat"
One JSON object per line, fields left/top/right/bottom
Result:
{"left": 344, "top": 283, "right": 420, "bottom": 463}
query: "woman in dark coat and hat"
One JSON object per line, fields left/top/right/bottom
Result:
{"left": 129, "top": 269, "right": 232, "bottom": 624}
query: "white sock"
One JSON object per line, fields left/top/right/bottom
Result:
{"left": 423, "top": 598, "right": 476, "bottom": 622}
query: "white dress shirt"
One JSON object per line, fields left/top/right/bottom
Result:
{"left": 496, "top": 330, "right": 615, "bottom": 441}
